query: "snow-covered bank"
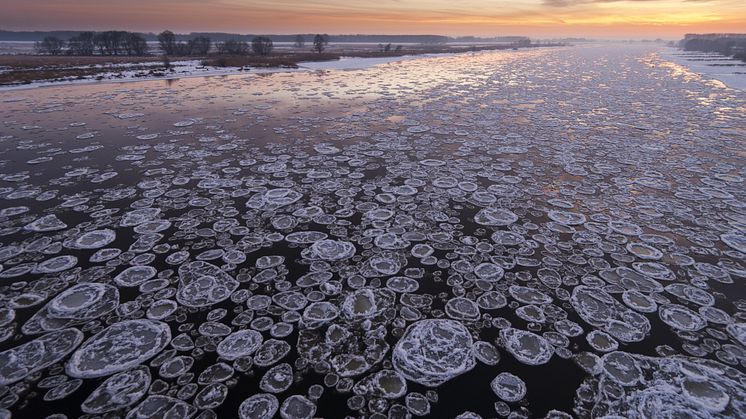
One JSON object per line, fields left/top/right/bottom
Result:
{"left": 0, "top": 60, "right": 301, "bottom": 91}
{"left": 658, "top": 47, "right": 746, "bottom": 90}
{"left": 0, "top": 50, "right": 478, "bottom": 91}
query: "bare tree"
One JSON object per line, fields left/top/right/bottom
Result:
{"left": 294, "top": 35, "right": 305, "bottom": 48}
{"left": 168, "top": 36, "right": 210, "bottom": 56}
{"left": 35, "top": 37, "right": 66, "bottom": 55}
{"left": 252, "top": 36, "right": 273, "bottom": 56}
{"left": 110, "top": 31, "right": 127, "bottom": 55}
{"left": 158, "top": 30, "right": 177, "bottom": 55}
{"left": 90, "top": 31, "right": 146, "bottom": 56}
{"left": 189, "top": 36, "right": 211, "bottom": 55}
{"left": 68, "top": 32, "right": 95, "bottom": 56}
{"left": 94, "top": 31, "right": 122, "bottom": 56}
{"left": 131, "top": 33, "right": 149, "bottom": 56}
{"left": 173, "top": 42, "right": 192, "bottom": 56}
{"left": 93, "top": 32, "right": 108, "bottom": 55}
{"left": 216, "top": 39, "right": 249, "bottom": 55}
{"left": 313, "top": 34, "right": 329, "bottom": 53}
{"left": 122, "top": 33, "right": 148, "bottom": 56}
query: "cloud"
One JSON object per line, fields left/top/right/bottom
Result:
{"left": 543, "top": 0, "right": 715, "bottom": 6}
{"left": 0, "top": 0, "right": 741, "bottom": 37}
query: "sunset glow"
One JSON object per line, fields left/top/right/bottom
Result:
{"left": 3, "top": 0, "right": 745, "bottom": 38}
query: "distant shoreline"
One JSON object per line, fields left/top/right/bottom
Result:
{"left": 0, "top": 30, "right": 544, "bottom": 44}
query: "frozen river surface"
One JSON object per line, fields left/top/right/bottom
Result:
{"left": 0, "top": 44, "right": 744, "bottom": 418}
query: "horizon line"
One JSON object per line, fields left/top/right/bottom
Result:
{"left": 0, "top": 28, "right": 691, "bottom": 41}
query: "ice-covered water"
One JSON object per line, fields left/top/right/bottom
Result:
{"left": 0, "top": 44, "right": 744, "bottom": 418}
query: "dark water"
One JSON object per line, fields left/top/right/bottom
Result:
{"left": 0, "top": 45, "right": 745, "bottom": 419}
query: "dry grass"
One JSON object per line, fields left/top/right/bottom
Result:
{"left": 0, "top": 64, "right": 170, "bottom": 85}
{"left": 0, "top": 68, "right": 99, "bottom": 85}
{"left": 0, "top": 55, "right": 195, "bottom": 69}
{"left": 200, "top": 53, "right": 341, "bottom": 68}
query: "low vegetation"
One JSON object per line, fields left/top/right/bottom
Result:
{"left": 200, "top": 53, "right": 340, "bottom": 68}
{"left": 36, "top": 31, "right": 149, "bottom": 56}
{"left": 0, "top": 64, "right": 167, "bottom": 85}
{"left": 681, "top": 34, "right": 746, "bottom": 62}
{"left": 158, "top": 31, "right": 211, "bottom": 56}
{"left": 313, "top": 34, "right": 330, "bottom": 53}
{"left": 251, "top": 37, "right": 273, "bottom": 56}
{"left": 0, "top": 55, "right": 183, "bottom": 85}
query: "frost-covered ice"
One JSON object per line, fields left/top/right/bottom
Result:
{"left": 474, "top": 208, "right": 518, "bottom": 226}
{"left": 67, "top": 320, "right": 171, "bottom": 378}
{"left": 393, "top": 319, "right": 476, "bottom": 386}
{"left": 298, "top": 53, "right": 457, "bottom": 71}
{"left": 65, "top": 229, "right": 116, "bottom": 249}
{"left": 24, "top": 214, "right": 67, "bottom": 232}
{"left": 0, "top": 44, "right": 744, "bottom": 418}
{"left": 491, "top": 372, "right": 527, "bottom": 402}
{"left": 303, "top": 239, "right": 356, "bottom": 261}
{"left": 575, "top": 351, "right": 746, "bottom": 417}
{"left": 23, "top": 282, "right": 119, "bottom": 334}
{"left": 125, "top": 395, "right": 197, "bottom": 419}
{"left": 217, "top": 329, "right": 264, "bottom": 361}
{"left": 81, "top": 366, "right": 151, "bottom": 414}
{"left": 177, "top": 261, "right": 239, "bottom": 307}
{"left": 114, "top": 265, "right": 157, "bottom": 286}
{"left": 571, "top": 285, "right": 651, "bottom": 342}
{"left": 500, "top": 328, "right": 554, "bottom": 366}
{"left": 0, "top": 329, "right": 83, "bottom": 385}
{"left": 239, "top": 393, "right": 279, "bottom": 419}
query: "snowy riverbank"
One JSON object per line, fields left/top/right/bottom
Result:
{"left": 658, "top": 47, "right": 746, "bottom": 90}
{"left": 0, "top": 50, "right": 500, "bottom": 91}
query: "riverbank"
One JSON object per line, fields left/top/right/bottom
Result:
{"left": 0, "top": 43, "right": 561, "bottom": 87}
{"left": 658, "top": 47, "right": 746, "bottom": 90}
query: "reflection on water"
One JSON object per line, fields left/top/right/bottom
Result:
{"left": 0, "top": 45, "right": 745, "bottom": 419}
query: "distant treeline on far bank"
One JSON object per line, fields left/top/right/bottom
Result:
{"left": 680, "top": 34, "right": 746, "bottom": 62}
{"left": 0, "top": 30, "right": 529, "bottom": 45}
{"left": 5, "top": 29, "right": 540, "bottom": 59}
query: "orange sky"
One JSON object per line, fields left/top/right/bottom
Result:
{"left": 2, "top": 0, "right": 745, "bottom": 39}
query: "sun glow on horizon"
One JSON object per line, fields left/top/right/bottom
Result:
{"left": 2, "top": 0, "right": 745, "bottom": 38}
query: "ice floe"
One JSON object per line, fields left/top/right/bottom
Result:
{"left": 67, "top": 320, "right": 171, "bottom": 378}
{"left": 393, "top": 319, "right": 476, "bottom": 387}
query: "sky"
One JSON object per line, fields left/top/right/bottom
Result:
{"left": 2, "top": 0, "right": 745, "bottom": 39}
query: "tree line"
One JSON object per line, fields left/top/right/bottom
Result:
{"left": 681, "top": 35, "right": 746, "bottom": 62}
{"left": 35, "top": 31, "right": 148, "bottom": 56}
{"left": 156, "top": 31, "right": 212, "bottom": 56}
{"left": 160, "top": 31, "right": 329, "bottom": 56}
{"left": 35, "top": 30, "right": 332, "bottom": 56}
